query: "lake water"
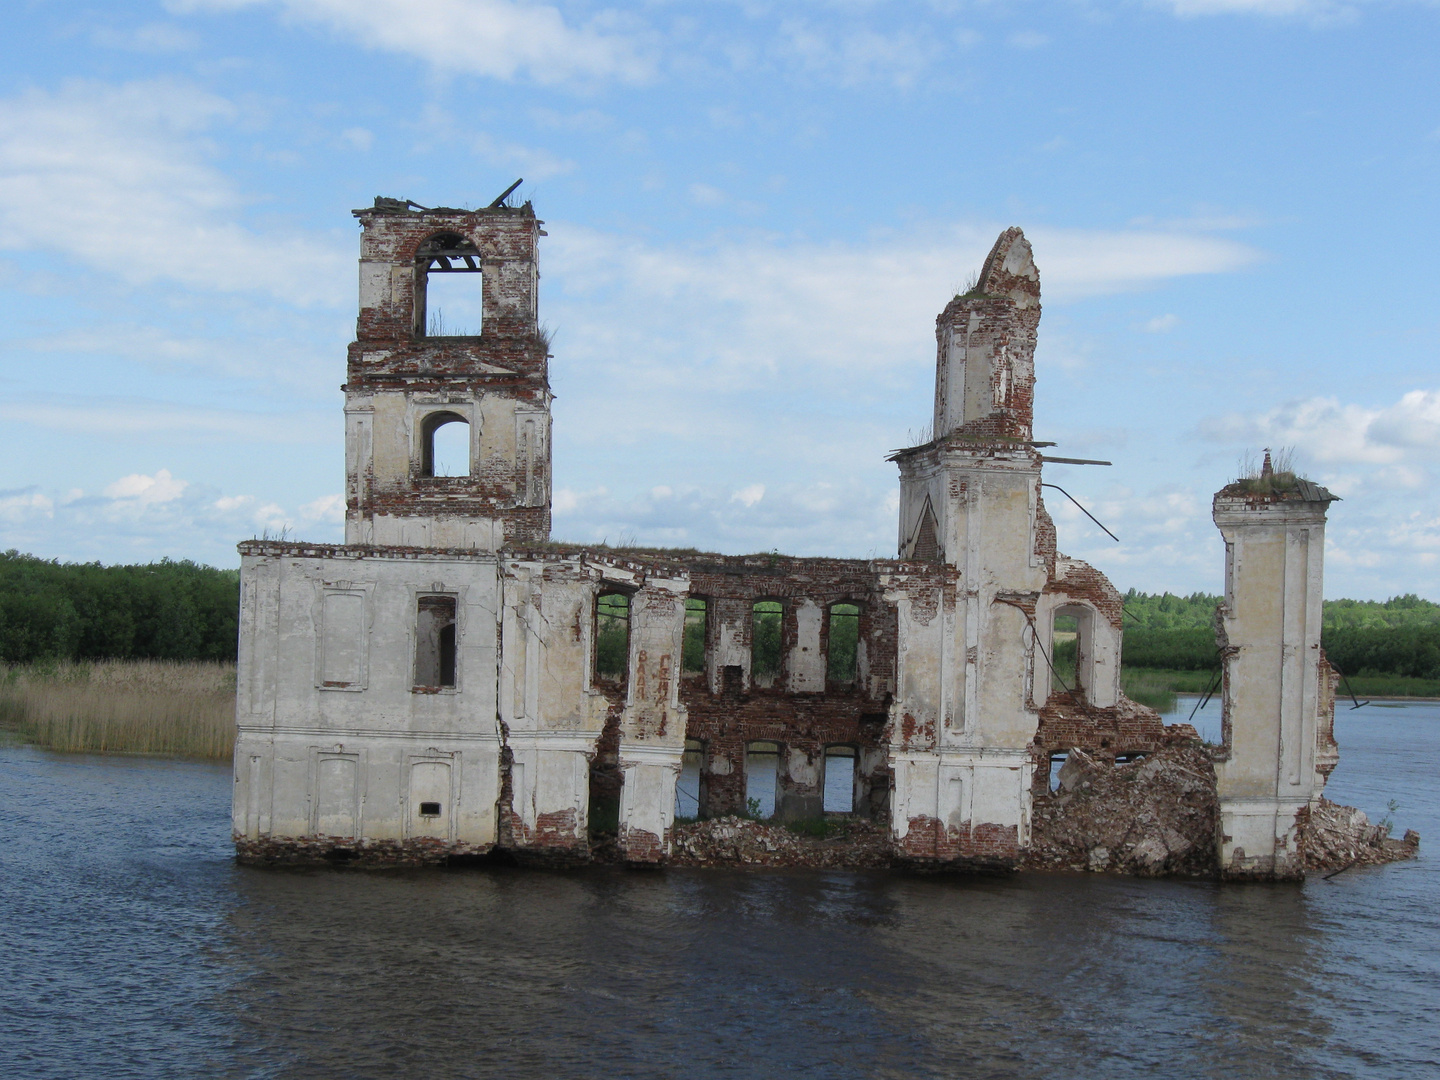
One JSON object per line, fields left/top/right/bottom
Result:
{"left": 2, "top": 705, "right": 1437, "bottom": 1079}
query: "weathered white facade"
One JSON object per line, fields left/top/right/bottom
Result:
{"left": 1212, "top": 476, "right": 1339, "bottom": 879}
{"left": 234, "top": 202, "right": 1349, "bottom": 878}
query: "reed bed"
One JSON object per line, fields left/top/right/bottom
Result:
{"left": 1120, "top": 668, "right": 1181, "bottom": 713}
{"left": 0, "top": 660, "right": 236, "bottom": 760}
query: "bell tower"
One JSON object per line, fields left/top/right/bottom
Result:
{"left": 343, "top": 193, "right": 552, "bottom": 550}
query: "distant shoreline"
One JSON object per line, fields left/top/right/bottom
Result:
{"left": 1171, "top": 692, "right": 1440, "bottom": 704}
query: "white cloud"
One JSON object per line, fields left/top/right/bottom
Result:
{"left": 1141, "top": 313, "right": 1180, "bottom": 333}
{"left": 0, "top": 79, "right": 348, "bottom": 303}
{"left": 775, "top": 18, "right": 944, "bottom": 87}
{"left": 1155, "top": 0, "right": 1346, "bottom": 14}
{"left": 546, "top": 219, "right": 1260, "bottom": 393}
{"left": 299, "top": 493, "right": 346, "bottom": 522}
{"left": 0, "top": 469, "right": 349, "bottom": 565}
{"left": 732, "top": 484, "right": 766, "bottom": 507}
{"left": 340, "top": 126, "right": 373, "bottom": 151}
{"left": 91, "top": 22, "right": 201, "bottom": 52}
{"left": 170, "top": 0, "right": 654, "bottom": 85}
{"left": 0, "top": 394, "right": 332, "bottom": 444}
{"left": 10, "top": 324, "right": 337, "bottom": 392}
{"left": 469, "top": 132, "right": 575, "bottom": 180}
{"left": 0, "top": 489, "right": 55, "bottom": 523}
{"left": 103, "top": 469, "right": 188, "bottom": 505}
{"left": 1197, "top": 390, "right": 1440, "bottom": 474}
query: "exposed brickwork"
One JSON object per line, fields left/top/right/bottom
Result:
{"left": 620, "top": 826, "right": 667, "bottom": 864}
{"left": 897, "top": 816, "right": 1021, "bottom": 871}
{"left": 655, "top": 552, "right": 941, "bottom": 821}
{"left": 346, "top": 198, "right": 551, "bottom": 540}
{"left": 234, "top": 834, "right": 492, "bottom": 867}
{"left": 1047, "top": 556, "right": 1123, "bottom": 631}
{"left": 1033, "top": 697, "right": 1178, "bottom": 783}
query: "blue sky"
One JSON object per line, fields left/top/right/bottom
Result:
{"left": 1, "top": 0, "right": 1437, "bottom": 600}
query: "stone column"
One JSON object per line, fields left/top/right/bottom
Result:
{"left": 1212, "top": 477, "right": 1337, "bottom": 880}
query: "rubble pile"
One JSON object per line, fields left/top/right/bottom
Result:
{"left": 668, "top": 816, "right": 892, "bottom": 869}
{"left": 1025, "top": 744, "right": 1220, "bottom": 876}
{"left": 1304, "top": 798, "right": 1420, "bottom": 871}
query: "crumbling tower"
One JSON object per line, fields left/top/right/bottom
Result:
{"left": 344, "top": 195, "right": 552, "bottom": 550}
{"left": 887, "top": 228, "right": 1049, "bottom": 865}
{"left": 1212, "top": 476, "right": 1339, "bottom": 879}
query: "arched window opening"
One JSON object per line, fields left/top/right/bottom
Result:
{"left": 682, "top": 597, "right": 707, "bottom": 676}
{"left": 422, "top": 412, "right": 471, "bottom": 478}
{"left": 674, "top": 738, "right": 703, "bottom": 820}
{"left": 415, "top": 232, "right": 483, "bottom": 338}
{"left": 1048, "top": 604, "right": 1093, "bottom": 700}
{"left": 744, "top": 741, "right": 779, "bottom": 819}
{"left": 594, "top": 591, "right": 630, "bottom": 684}
{"left": 415, "top": 595, "right": 457, "bottom": 689}
{"left": 823, "top": 745, "right": 856, "bottom": 813}
{"left": 751, "top": 600, "right": 783, "bottom": 688}
{"left": 827, "top": 603, "right": 861, "bottom": 686}
{"left": 1050, "top": 610, "right": 1079, "bottom": 694}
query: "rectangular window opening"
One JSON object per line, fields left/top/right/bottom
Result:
{"left": 419, "top": 801, "right": 442, "bottom": 817}
{"left": 595, "top": 592, "right": 630, "bottom": 684}
{"left": 823, "top": 745, "right": 856, "bottom": 813}
{"left": 675, "top": 738, "right": 703, "bottom": 820}
{"left": 682, "top": 597, "right": 708, "bottom": 676}
{"left": 421, "top": 258, "right": 483, "bottom": 337}
{"left": 827, "top": 603, "right": 861, "bottom": 686}
{"left": 745, "top": 741, "right": 779, "bottom": 819}
{"left": 416, "top": 595, "right": 457, "bottom": 688}
{"left": 751, "top": 601, "right": 783, "bottom": 689}
{"left": 1050, "top": 611, "right": 1078, "bottom": 695}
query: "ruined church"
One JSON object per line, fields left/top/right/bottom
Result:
{"left": 232, "top": 195, "right": 1375, "bottom": 880}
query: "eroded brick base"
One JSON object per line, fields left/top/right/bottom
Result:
{"left": 894, "top": 816, "right": 1021, "bottom": 872}
{"left": 619, "top": 826, "right": 668, "bottom": 865}
{"left": 234, "top": 834, "right": 493, "bottom": 867}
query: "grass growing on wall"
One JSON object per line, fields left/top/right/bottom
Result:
{"left": 0, "top": 660, "right": 236, "bottom": 760}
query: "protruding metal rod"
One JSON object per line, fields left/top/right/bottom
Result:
{"left": 1041, "top": 482, "right": 1120, "bottom": 542}
{"left": 1040, "top": 455, "right": 1112, "bottom": 466}
{"left": 489, "top": 178, "right": 523, "bottom": 208}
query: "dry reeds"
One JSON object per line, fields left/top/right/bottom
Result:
{"left": 0, "top": 659, "right": 236, "bottom": 760}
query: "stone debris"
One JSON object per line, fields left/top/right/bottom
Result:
{"left": 1026, "top": 744, "right": 1220, "bottom": 877}
{"left": 668, "top": 816, "right": 891, "bottom": 869}
{"left": 1304, "top": 797, "right": 1420, "bottom": 871}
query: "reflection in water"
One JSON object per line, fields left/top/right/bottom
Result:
{"left": 1, "top": 705, "right": 1437, "bottom": 1079}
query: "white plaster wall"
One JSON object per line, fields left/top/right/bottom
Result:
{"left": 233, "top": 549, "right": 504, "bottom": 848}
{"left": 1212, "top": 494, "right": 1332, "bottom": 876}
{"left": 616, "top": 574, "right": 689, "bottom": 853}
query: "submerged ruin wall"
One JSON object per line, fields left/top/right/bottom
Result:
{"left": 231, "top": 204, "right": 1416, "bottom": 880}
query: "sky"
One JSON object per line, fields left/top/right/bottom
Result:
{"left": 1, "top": 0, "right": 1437, "bottom": 600}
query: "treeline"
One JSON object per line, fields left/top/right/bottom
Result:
{"left": 1122, "top": 589, "right": 1440, "bottom": 631}
{"left": 1122, "top": 626, "right": 1440, "bottom": 680}
{"left": 0, "top": 551, "right": 239, "bottom": 664}
{"left": 1120, "top": 591, "right": 1440, "bottom": 680}
{"left": 1, "top": 549, "right": 1436, "bottom": 679}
